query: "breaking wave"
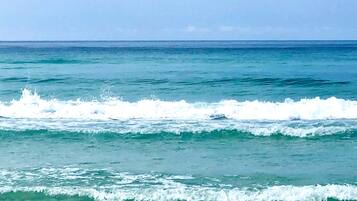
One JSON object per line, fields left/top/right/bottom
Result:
{"left": 1, "top": 185, "right": 357, "bottom": 201}
{"left": 0, "top": 89, "right": 356, "bottom": 137}
{"left": 1, "top": 167, "right": 357, "bottom": 201}
{"left": 1, "top": 89, "right": 357, "bottom": 121}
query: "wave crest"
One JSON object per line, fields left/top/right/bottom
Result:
{"left": 1, "top": 89, "right": 357, "bottom": 121}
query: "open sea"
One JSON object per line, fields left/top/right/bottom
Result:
{"left": 0, "top": 40, "right": 357, "bottom": 201}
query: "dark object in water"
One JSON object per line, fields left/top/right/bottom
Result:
{"left": 209, "top": 114, "right": 228, "bottom": 120}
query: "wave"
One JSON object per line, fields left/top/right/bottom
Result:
{"left": 7, "top": 58, "right": 86, "bottom": 64}
{"left": 1, "top": 89, "right": 357, "bottom": 121}
{"left": 0, "top": 76, "right": 350, "bottom": 88}
{"left": 185, "top": 77, "right": 350, "bottom": 87}
{"left": 0, "top": 191, "right": 92, "bottom": 201}
{"left": 1, "top": 167, "right": 356, "bottom": 201}
{"left": 0, "top": 119, "right": 356, "bottom": 138}
{"left": 0, "top": 89, "right": 356, "bottom": 137}
{"left": 1, "top": 185, "right": 357, "bottom": 201}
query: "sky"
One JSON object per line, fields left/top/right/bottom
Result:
{"left": 0, "top": 0, "right": 356, "bottom": 40}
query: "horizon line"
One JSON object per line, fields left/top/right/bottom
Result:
{"left": 0, "top": 39, "right": 357, "bottom": 42}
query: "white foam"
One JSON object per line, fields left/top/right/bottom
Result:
{"left": 0, "top": 89, "right": 357, "bottom": 121}
{"left": 1, "top": 168, "right": 357, "bottom": 201}
{"left": 0, "top": 117, "right": 355, "bottom": 137}
{"left": 0, "top": 89, "right": 356, "bottom": 137}
{"left": 2, "top": 184, "right": 357, "bottom": 201}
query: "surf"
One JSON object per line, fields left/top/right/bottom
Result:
{"left": 1, "top": 89, "right": 357, "bottom": 121}
{"left": 0, "top": 89, "right": 356, "bottom": 137}
{"left": 1, "top": 185, "right": 357, "bottom": 201}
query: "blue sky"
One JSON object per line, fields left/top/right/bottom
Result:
{"left": 1, "top": 0, "right": 356, "bottom": 40}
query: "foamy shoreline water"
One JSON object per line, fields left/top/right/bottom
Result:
{"left": 1, "top": 167, "right": 356, "bottom": 201}
{"left": 2, "top": 184, "right": 357, "bottom": 201}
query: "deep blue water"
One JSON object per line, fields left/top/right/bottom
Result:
{"left": 0, "top": 41, "right": 357, "bottom": 201}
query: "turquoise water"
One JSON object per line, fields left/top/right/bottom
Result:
{"left": 0, "top": 41, "right": 357, "bottom": 201}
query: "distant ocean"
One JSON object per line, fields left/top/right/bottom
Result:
{"left": 0, "top": 41, "right": 357, "bottom": 201}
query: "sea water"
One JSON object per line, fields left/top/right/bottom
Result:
{"left": 0, "top": 41, "right": 356, "bottom": 200}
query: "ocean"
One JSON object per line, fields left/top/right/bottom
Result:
{"left": 0, "top": 40, "right": 356, "bottom": 201}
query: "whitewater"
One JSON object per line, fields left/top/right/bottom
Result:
{"left": 2, "top": 89, "right": 357, "bottom": 121}
{"left": 0, "top": 89, "right": 355, "bottom": 137}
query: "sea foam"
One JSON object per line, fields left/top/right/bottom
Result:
{"left": 0, "top": 89, "right": 356, "bottom": 137}
{"left": 1, "top": 184, "right": 357, "bottom": 201}
{"left": 0, "top": 89, "right": 357, "bottom": 121}
{"left": 1, "top": 168, "right": 357, "bottom": 201}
